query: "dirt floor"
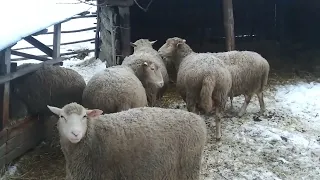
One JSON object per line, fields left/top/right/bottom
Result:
{"left": 1, "top": 70, "right": 320, "bottom": 180}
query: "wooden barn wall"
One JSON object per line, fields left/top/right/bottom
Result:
{"left": 130, "top": 0, "right": 320, "bottom": 51}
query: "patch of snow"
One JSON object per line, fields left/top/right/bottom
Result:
{"left": 62, "top": 53, "right": 106, "bottom": 83}
{"left": 0, "top": 0, "right": 92, "bottom": 51}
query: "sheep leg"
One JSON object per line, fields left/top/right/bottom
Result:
{"left": 214, "top": 107, "right": 222, "bottom": 141}
{"left": 186, "top": 92, "right": 197, "bottom": 113}
{"left": 257, "top": 92, "right": 266, "bottom": 114}
{"left": 229, "top": 96, "right": 234, "bottom": 111}
{"left": 238, "top": 94, "right": 252, "bottom": 117}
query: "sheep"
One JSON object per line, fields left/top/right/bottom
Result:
{"left": 122, "top": 39, "right": 169, "bottom": 106}
{"left": 11, "top": 63, "right": 86, "bottom": 115}
{"left": 158, "top": 37, "right": 232, "bottom": 140}
{"left": 47, "top": 102, "right": 207, "bottom": 180}
{"left": 211, "top": 51, "right": 270, "bottom": 117}
{"left": 82, "top": 62, "right": 162, "bottom": 113}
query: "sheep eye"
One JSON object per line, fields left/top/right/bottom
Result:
{"left": 83, "top": 115, "right": 87, "bottom": 119}
{"left": 151, "top": 68, "right": 155, "bottom": 70}
{"left": 60, "top": 115, "right": 67, "bottom": 121}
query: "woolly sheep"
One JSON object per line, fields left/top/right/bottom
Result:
{"left": 122, "top": 39, "right": 169, "bottom": 106}
{"left": 11, "top": 63, "right": 86, "bottom": 115}
{"left": 47, "top": 102, "right": 207, "bottom": 180}
{"left": 212, "top": 51, "right": 270, "bottom": 117}
{"left": 158, "top": 37, "right": 232, "bottom": 140}
{"left": 82, "top": 63, "right": 161, "bottom": 113}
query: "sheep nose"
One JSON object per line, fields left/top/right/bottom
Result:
{"left": 159, "top": 81, "right": 164, "bottom": 87}
{"left": 71, "top": 130, "right": 80, "bottom": 137}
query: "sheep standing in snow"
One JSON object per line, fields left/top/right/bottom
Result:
{"left": 158, "top": 37, "right": 232, "bottom": 140}
{"left": 212, "top": 51, "right": 270, "bottom": 117}
{"left": 12, "top": 63, "right": 86, "bottom": 115}
{"left": 47, "top": 102, "right": 207, "bottom": 180}
{"left": 82, "top": 62, "right": 163, "bottom": 113}
{"left": 122, "top": 39, "right": 169, "bottom": 106}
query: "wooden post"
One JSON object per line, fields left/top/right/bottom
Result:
{"left": 0, "top": 48, "right": 11, "bottom": 130}
{"left": 223, "top": 0, "right": 235, "bottom": 51}
{"left": 118, "top": 7, "right": 131, "bottom": 64}
{"left": 108, "top": 8, "right": 116, "bottom": 65}
{"left": 53, "top": 23, "right": 61, "bottom": 59}
{"left": 95, "top": 6, "right": 101, "bottom": 59}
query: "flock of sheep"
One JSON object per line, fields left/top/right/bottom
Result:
{"left": 9, "top": 37, "right": 270, "bottom": 180}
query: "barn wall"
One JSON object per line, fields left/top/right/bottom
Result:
{"left": 130, "top": 0, "right": 320, "bottom": 74}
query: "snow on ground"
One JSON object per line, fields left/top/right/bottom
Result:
{"left": 199, "top": 82, "right": 320, "bottom": 180}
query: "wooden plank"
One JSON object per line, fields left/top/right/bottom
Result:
{"left": 0, "top": 58, "right": 64, "bottom": 84}
{"left": 7, "top": 116, "right": 35, "bottom": 139}
{"left": 5, "top": 117, "right": 44, "bottom": 164}
{"left": 0, "top": 129, "right": 7, "bottom": 148}
{"left": 108, "top": 7, "right": 116, "bottom": 65}
{"left": 13, "top": 38, "right": 95, "bottom": 51}
{"left": 11, "top": 50, "right": 52, "bottom": 61}
{"left": 95, "top": 6, "right": 101, "bottom": 59}
{"left": 11, "top": 49, "right": 94, "bottom": 61}
{"left": 45, "top": 27, "right": 96, "bottom": 35}
{"left": 24, "top": 36, "right": 53, "bottom": 57}
{"left": 100, "top": 12, "right": 113, "bottom": 32}
{"left": 0, "top": 141, "right": 6, "bottom": 158}
{"left": 53, "top": 23, "right": 61, "bottom": 59}
{"left": 118, "top": 7, "right": 131, "bottom": 64}
{"left": 0, "top": 48, "right": 11, "bottom": 130}
{"left": 223, "top": 0, "right": 236, "bottom": 51}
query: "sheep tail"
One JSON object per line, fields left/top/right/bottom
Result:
{"left": 200, "top": 75, "right": 215, "bottom": 114}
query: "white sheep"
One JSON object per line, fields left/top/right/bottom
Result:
{"left": 82, "top": 63, "right": 162, "bottom": 113}
{"left": 122, "top": 39, "right": 169, "bottom": 106}
{"left": 47, "top": 102, "right": 207, "bottom": 180}
{"left": 158, "top": 37, "right": 232, "bottom": 140}
{"left": 212, "top": 51, "right": 270, "bottom": 117}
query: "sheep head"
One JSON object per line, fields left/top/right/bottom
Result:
{"left": 130, "top": 39, "right": 157, "bottom": 51}
{"left": 143, "top": 61, "right": 164, "bottom": 88}
{"left": 47, "top": 102, "right": 103, "bottom": 144}
{"left": 158, "top": 37, "right": 186, "bottom": 58}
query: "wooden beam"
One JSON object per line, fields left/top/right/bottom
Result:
{"left": 0, "top": 58, "right": 64, "bottom": 85}
{"left": 118, "top": 7, "right": 131, "bottom": 64}
{"left": 0, "top": 48, "right": 11, "bottom": 130}
{"left": 24, "top": 36, "right": 53, "bottom": 57}
{"left": 53, "top": 23, "right": 61, "bottom": 59}
{"left": 223, "top": 0, "right": 235, "bottom": 51}
{"left": 11, "top": 50, "right": 52, "bottom": 61}
{"left": 95, "top": 6, "right": 101, "bottom": 59}
{"left": 108, "top": 7, "right": 116, "bottom": 65}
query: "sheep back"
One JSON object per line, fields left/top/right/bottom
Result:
{"left": 82, "top": 65, "right": 148, "bottom": 113}
{"left": 212, "top": 50, "right": 270, "bottom": 96}
{"left": 177, "top": 53, "right": 232, "bottom": 113}
{"left": 12, "top": 64, "right": 86, "bottom": 115}
{"left": 61, "top": 106, "right": 207, "bottom": 180}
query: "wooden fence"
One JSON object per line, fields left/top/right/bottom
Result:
{"left": 11, "top": 12, "right": 97, "bottom": 61}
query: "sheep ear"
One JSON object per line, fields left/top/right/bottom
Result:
{"left": 130, "top": 42, "right": 137, "bottom": 47}
{"left": 47, "top": 105, "right": 62, "bottom": 115}
{"left": 86, "top": 109, "right": 103, "bottom": 119}
{"left": 150, "top": 40, "right": 157, "bottom": 45}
